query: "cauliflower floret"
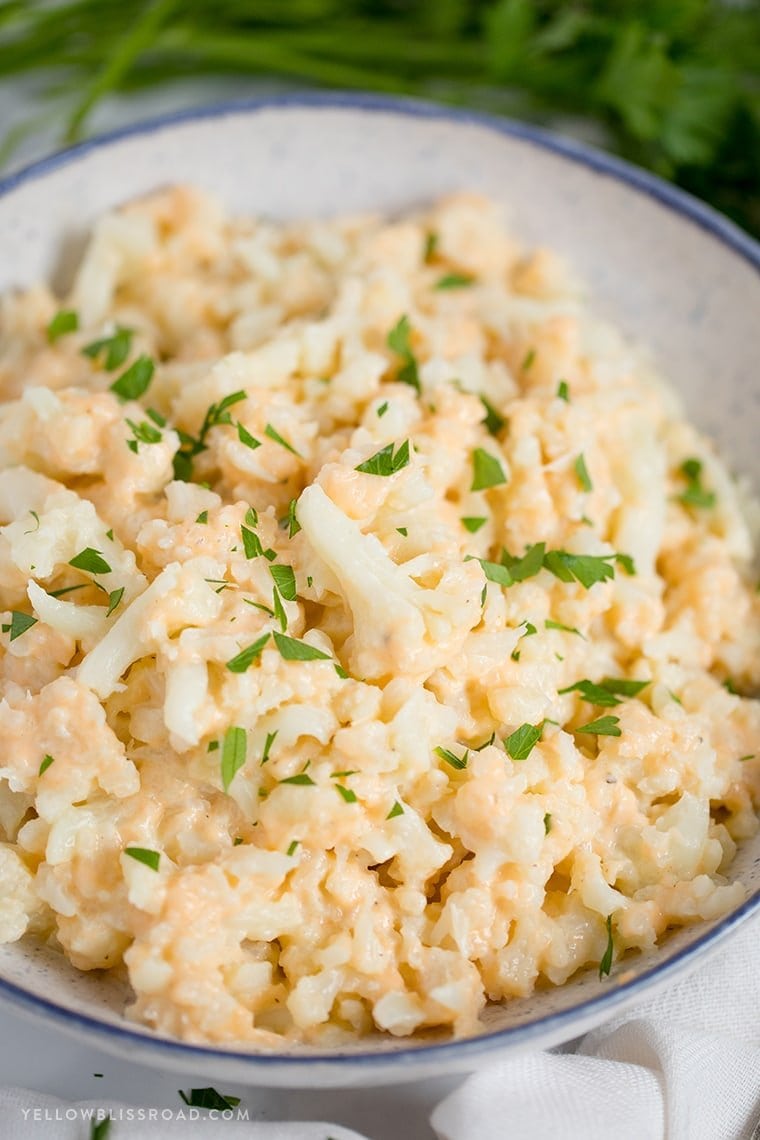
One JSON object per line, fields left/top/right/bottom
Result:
{"left": 298, "top": 483, "right": 484, "bottom": 681}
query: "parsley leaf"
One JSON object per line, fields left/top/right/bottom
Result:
{"left": 544, "top": 812, "right": 552, "bottom": 834}
{"left": 261, "top": 731, "right": 277, "bottom": 765}
{"left": 124, "top": 847, "right": 160, "bottom": 871}
{"left": 286, "top": 498, "right": 301, "bottom": 537}
{"left": 434, "top": 745, "right": 469, "bottom": 770}
{"left": 599, "top": 914, "right": 614, "bottom": 979}
{"left": 335, "top": 784, "right": 358, "bottom": 803}
{"left": 83, "top": 326, "right": 133, "bottom": 370}
{"left": 237, "top": 422, "right": 261, "bottom": 450}
{"left": 39, "top": 754, "right": 55, "bottom": 776}
{"left": 280, "top": 772, "right": 316, "bottom": 786}
{"left": 226, "top": 632, "right": 270, "bottom": 673}
{"left": 270, "top": 564, "right": 297, "bottom": 601}
{"left": 462, "top": 516, "right": 488, "bottom": 533}
{"left": 221, "top": 726, "right": 247, "bottom": 791}
{"left": 126, "top": 417, "right": 162, "bottom": 451}
{"left": 241, "top": 525, "right": 264, "bottom": 560}
{"left": 273, "top": 632, "right": 331, "bottom": 661}
{"left": 195, "top": 510, "right": 208, "bottom": 524}
{"left": 47, "top": 308, "right": 78, "bottom": 342}
{"left": 106, "top": 587, "right": 124, "bottom": 616}
{"left": 272, "top": 586, "right": 288, "bottom": 632}
{"left": 471, "top": 447, "right": 507, "bottom": 491}
{"left": 521, "top": 347, "right": 536, "bottom": 371}
{"left": 386, "top": 800, "right": 404, "bottom": 819}
{"left": 545, "top": 618, "right": 585, "bottom": 637}
{"left": 576, "top": 715, "right": 622, "bottom": 736}
{"left": 559, "top": 679, "right": 623, "bottom": 706}
{"left": 286, "top": 839, "right": 300, "bottom": 856}
{"left": 602, "top": 678, "right": 649, "bottom": 697}
{"left": 5, "top": 611, "right": 37, "bottom": 641}
{"left": 265, "top": 422, "right": 301, "bottom": 456}
{"left": 109, "top": 354, "right": 154, "bottom": 401}
{"left": 355, "top": 440, "right": 411, "bottom": 476}
{"left": 435, "top": 272, "right": 475, "bottom": 289}
{"left": 377, "top": 400, "right": 389, "bottom": 418}
{"left": 543, "top": 551, "right": 617, "bottom": 588}
{"left": 387, "top": 315, "right": 420, "bottom": 393}
{"left": 424, "top": 232, "right": 439, "bottom": 262}
{"left": 557, "top": 380, "right": 570, "bottom": 402}
{"left": 678, "top": 456, "right": 716, "bottom": 509}
{"left": 178, "top": 1089, "right": 241, "bottom": 1110}
{"left": 505, "top": 722, "right": 542, "bottom": 760}
{"left": 90, "top": 1120, "right": 111, "bottom": 1140}
{"left": 480, "top": 395, "right": 506, "bottom": 435}
{"left": 575, "top": 453, "right": 593, "bottom": 492}
{"left": 501, "top": 542, "right": 546, "bottom": 582}
{"left": 69, "top": 548, "right": 112, "bottom": 574}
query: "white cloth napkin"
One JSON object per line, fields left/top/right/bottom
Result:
{"left": 3, "top": 913, "right": 759, "bottom": 1140}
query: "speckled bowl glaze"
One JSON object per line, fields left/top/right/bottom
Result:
{"left": 0, "top": 94, "right": 759, "bottom": 1089}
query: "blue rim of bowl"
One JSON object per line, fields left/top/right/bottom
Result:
{"left": 0, "top": 91, "right": 758, "bottom": 1074}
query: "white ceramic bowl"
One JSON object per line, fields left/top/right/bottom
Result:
{"left": 1, "top": 94, "right": 759, "bottom": 1088}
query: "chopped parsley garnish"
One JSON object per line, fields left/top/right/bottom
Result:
{"left": 480, "top": 395, "right": 506, "bottom": 435}
{"left": 4, "top": 611, "right": 38, "bottom": 641}
{"left": 387, "top": 315, "right": 420, "bottom": 394}
{"left": 280, "top": 772, "right": 316, "bottom": 786}
{"left": 471, "top": 447, "right": 507, "bottom": 491}
{"left": 208, "top": 740, "right": 219, "bottom": 752}
{"left": 434, "top": 745, "right": 469, "bottom": 770}
{"left": 146, "top": 407, "right": 166, "bottom": 427}
{"left": 126, "top": 417, "right": 162, "bottom": 452}
{"left": 273, "top": 632, "right": 331, "bottom": 661}
{"left": 270, "top": 564, "right": 297, "bottom": 601}
{"left": 545, "top": 619, "right": 584, "bottom": 637}
{"left": 109, "top": 354, "right": 154, "bottom": 401}
{"left": 286, "top": 498, "right": 301, "bottom": 537}
{"left": 377, "top": 400, "right": 389, "bottom": 418}
{"left": 261, "top": 731, "right": 277, "bottom": 765}
{"left": 226, "top": 632, "right": 270, "bottom": 673}
{"left": 23, "top": 510, "right": 40, "bottom": 535}
{"left": 505, "top": 722, "right": 542, "bottom": 760}
{"left": 723, "top": 677, "right": 739, "bottom": 695}
{"left": 543, "top": 550, "right": 633, "bottom": 588}
{"left": 471, "top": 558, "right": 512, "bottom": 587}
{"left": 386, "top": 800, "right": 404, "bottom": 819}
{"left": 501, "top": 542, "right": 546, "bottom": 582}
{"left": 106, "top": 587, "right": 124, "bottom": 616}
{"left": 39, "top": 754, "right": 55, "bottom": 776}
{"left": 245, "top": 506, "right": 258, "bottom": 528}
{"left": 264, "top": 422, "right": 300, "bottom": 456}
{"left": 521, "top": 347, "right": 536, "bottom": 371}
{"left": 739, "top": 754, "right": 754, "bottom": 762}
{"left": 83, "top": 326, "right": 133, "bottom": 370}
{"left": 602, "top": 678, "right": 649, "bottom": 697}
{"left": 69, "top": 548, "right": 112, "bottom": 574}
{"left": 105, "top": 528, "right": 114, "bottom": 540}
{"left": 598, "top": 915, "right": 614, "bottom": 979}
{"left": 178, "top": 1089, "right": 241, "bottom": 1110}
{"left": 435, "top": 272, "right": 475, "bottom": 289}
{"left": 462, "top": 516, "right": 487, "bottom": 534}
{"left": 335, "top": 784, "right": 358, "bottom": 803}
{"left": 195, "top": 510, "right": 208, "bottom": 524}
{"left": 335, "top": 663, "right": 348, "bottom": 679}
{"left": 423, "top": 232, "right": 439, "bottom": 262}
{"left": 556, "top": 380, "right": 570, "bottom": 402}
{"left": 221, "top": 726, "right": 247, "bottom": 791}
{"left": 241, "top": 524, "right": 264, "bottom": 560}
{"left": 286, "top": 840, "right": 300, "bottom": 856}
{"left": 678, "top": 457, "right": 715, "bottom": 509}
{"left": 48, "top": 584, "right": 86, "bottom": 598}
{"left": 124, "top": 847, "right": 160, "bottom": 871}
{"left": 90, "top": 1121, "right": 111, "bottom": 1140}
{"left": 355, "top": 440, "right": 411, "bottom": 476}
{"left": 396, "top": 526, "right": 408, "bottom": 536}
{"left": 47, "top": 308, "right": 78, "bottom": 342}
{"left": 558, "top": 679, "right": 624, "bottom": 707}
{"left": 576, "top": 715, "right": 622, "bottom": 737}
{"left": 272, "top": 586, "right": 288, "bottom": 632}
{"left": 172, "top": 390, "right": 247, "bottom": 480}
{"left": 237, "top": 422, "right": 261, "bottom": 450}
{"left": 574, "top": 453, "right": 593, "bottom": 492}
{"left": 543, "top": 812, "right": 552, "bottom": 834}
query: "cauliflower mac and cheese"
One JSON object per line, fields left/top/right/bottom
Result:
{"left": 0, "top": 188, "right": 758, "bottom": 1047}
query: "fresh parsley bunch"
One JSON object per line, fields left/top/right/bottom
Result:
{"left": 0, "top": 0, "right": 757, "bottom": 234}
